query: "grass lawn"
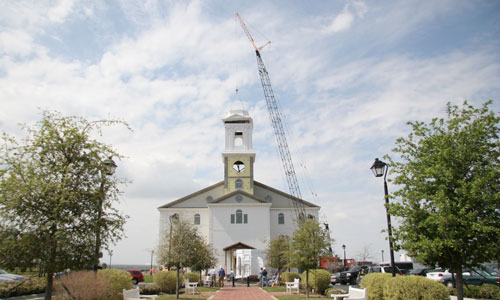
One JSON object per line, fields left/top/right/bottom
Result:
{"left": 157, "top": 295, "right": 209, "bottom": 299}
{"left": 152, "top": 287, "right": 219, "bottom": 300}
{"left": 274, "top": 295, "right": 327, "bottom": 299}
{"left": 144, "top": 274, "right": 153, "bottom": 283}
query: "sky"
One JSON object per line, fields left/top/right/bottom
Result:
{"left": 1, "top": 0, "right": 499, "bottom": 266}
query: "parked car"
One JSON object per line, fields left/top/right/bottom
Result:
{"left": 441, "top": 267, "right": 500, "bottom": 287}
{"left": 127, "top": 270, "right": 144, "bottom": 284}
{"left": 408, "top": 268, "right": 432, "bottom": 276}
{"left": 338, "top": 266, "right": 369, "bottom": 285}
{"left": 0, "top": 269, "right": 25, "bottom": 282}
{"left": 426, "top": 268, "right": 453, "bottom": 282}
{"left": 365, "top": 265, "right": 402, "bottom": 275}
{"left": 331, "top": 272, "right": 341, "bottom": 284}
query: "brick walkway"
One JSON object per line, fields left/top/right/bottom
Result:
{"left": 206, "top": 286, "right": 281, "bottom": 300}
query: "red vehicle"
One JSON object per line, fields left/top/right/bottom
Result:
{"left": 127, "top": 270, "right": 144, "bottom": 284}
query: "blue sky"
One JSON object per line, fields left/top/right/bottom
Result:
{"left": 1, "top": 0, "right": 499, "bottom": 265}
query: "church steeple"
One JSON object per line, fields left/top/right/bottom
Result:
{"left": 222, "top": 109, "right": 256, "bottom": 195}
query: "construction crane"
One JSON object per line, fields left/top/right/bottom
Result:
{"left": 236, "top": 12, "right": 306, "bottom": 220}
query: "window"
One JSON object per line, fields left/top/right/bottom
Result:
{"left": 236, "top": 209, "right": 242, "bottom": 223}
{"left": 235, "top": 179, "right": 243, "bottom": 189}
{"left": 278, "top": 213, "right": 284, "bottom": 224}
{"left": 231, "top": 209, "right": 248, "bottom": 224}
{"left": 194, "top": 214, "right": 200, "bottom": 225}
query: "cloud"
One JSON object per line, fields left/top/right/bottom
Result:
{"left": 325, "top": 1, "right": 367, "bottom": 33}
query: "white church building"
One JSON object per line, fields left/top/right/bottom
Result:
{"left": 158, "top": 109, "right": 320, "bottom": 277}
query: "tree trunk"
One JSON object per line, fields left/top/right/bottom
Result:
{"left": 44, "top": 271, "right": 53, "bottom": 300}
{"left": 455, "top": 265, "right": 464, "bottom": 300}
{"left": 176, "top": 267, "right": 179, "bottom": 299}
{"left": 305, "top": 269, "right": 309, "bottom": 298}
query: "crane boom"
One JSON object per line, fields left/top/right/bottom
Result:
{"left": 236, "top": 13, "right": 305, "bottom": 220}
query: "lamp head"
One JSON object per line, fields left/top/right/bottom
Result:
{"left": 370, "top": 158, "right": 387, "bottom": 177}
{"left": 103, "top": 157, "right": 117, "bottom": 175}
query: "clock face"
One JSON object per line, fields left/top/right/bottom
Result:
{"left": 232, "top": 161, "right": 245, "bottom": 172}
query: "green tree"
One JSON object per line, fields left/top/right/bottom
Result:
{"left": 157, "top": 217, "right": 213, "bottom": 299}
{"left": 388, "top": 101, "right": 500, "bottom": 300}
{"left": 289, "top": 218, "right": 331, "bottom": 298}
{"left": 0, "top": 111, "right": 129, "bottom": 300}
{"left": 266, "top": 235, "right": 290, "bottom": 286}
{"left": 190, "top": 237, "right": 217, "bottom": 283}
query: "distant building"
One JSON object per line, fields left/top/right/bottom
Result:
{"left": 158, "top": 109, "right": 319, "bottom": 276}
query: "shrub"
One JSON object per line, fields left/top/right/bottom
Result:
{"left": 479, "top": 284, "right": 500, "bottom": 299}
{"left": 300, "top": 269, "right": 330, "bottom": 294}
{"left": 183, "top": 272, "right": 200, "bottom": 285}
{"left": 325, "top": 287, "right": 347, "bottom": 297}
{"left": 383, "top": 275, "right": 448, "bottom": 300}
{"left": 140, "top": 284, "right": 161, "bottom": 295}
{"left": 99, "top": 269, "right": 133, "bottom": 300}
{"left": 360, "top": 273, "right": 392, "bottom": 300}
{"left": 0, "top": 277, "right": 46, "bottom": 298}
{"left": 280, "top": 272, "right": 300, "bottom": 285}
{"left": 54, "top": 271, "right": 110, "bottom": 300}
{"left": 154, "top": 271, "right": 179, "bottom": 294}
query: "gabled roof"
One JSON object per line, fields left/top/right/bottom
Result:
{"left": 210, "top": 189, "right": 267, "bottom": 204}
{"left": 223, "top": 242, "right": 256, "bottom": 251}
{"left": 254, "top": 181, "right": 319, "bottom": 208}
{"left": 158, "top": 181, "right": 224, "bottom": 209}
{"left": 158, "top": 180, "right": 320, "bottom": 209}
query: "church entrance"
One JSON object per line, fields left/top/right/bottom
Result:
{"left": 222, "top": 242, "right": 256, "bottom": 278}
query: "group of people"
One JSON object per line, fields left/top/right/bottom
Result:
{"left": 208, "top": 266, "right": 233, "bottom": 287}
{"left": 259, "top": 267, "right": 279, "bottom": 287}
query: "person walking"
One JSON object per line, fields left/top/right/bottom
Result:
{"left": 209, "top": 266, "right": 216, "bottom": 287}
{"left": 218, "top": 266, "right": 226, "bottom": 287}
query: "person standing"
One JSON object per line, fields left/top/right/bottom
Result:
{"left": 261, "top": 267, "right": 268, "bottom": 288}
{"left": 218, "top": 266, "right": 226, "bottom": 287}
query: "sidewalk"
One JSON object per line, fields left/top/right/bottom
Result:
{"left": 207, "top": 286, "right": 280, "bottom": 300}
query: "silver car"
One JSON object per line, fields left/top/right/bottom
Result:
{"left": 0, "top": 269, "right": 25, "bottom": 282}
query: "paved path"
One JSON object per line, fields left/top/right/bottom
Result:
{"left": 207, "top": 286, "right": 280, "bottom": 300}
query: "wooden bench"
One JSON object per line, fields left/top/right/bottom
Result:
{"left": 331, "top": 286, "right": 366, "bottom": 300}
{"left": 123, "top": 287, "right": 158, "bottom": 300}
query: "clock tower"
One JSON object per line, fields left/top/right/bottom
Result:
{"left": 222, "top": 109, "right": 256, "bottom": 195}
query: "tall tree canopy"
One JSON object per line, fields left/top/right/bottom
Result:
{"left": 289, "top": 218, "right": 331, "bottom": 298}
{"left": 266, "top": 235, "right": 290, "bottom": 272}
{"left": 0, "top": 111, "right": 129, "bottom": 300}
{"left": 388, "top": 101, "right": 500, "bottom": 300}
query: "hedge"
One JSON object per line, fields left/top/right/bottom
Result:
{"left": 55, "top": 271, "right": 110, "bottom": 300}
{"left": 154, "top": 270, "right": 180, "bottom": 293}
{"left": 183, "top": 272, "right": 200, "bottom": 285}
{"left": 99, "top": 269, "right": 133, "bottom": 300}
{"left": 281, "top": 272, "right": 301, "bottom": 285}
{"left": 360, "top": 273, "right": 392, "bottom": 300}
{"left": 300, "top": 269, "right": 331, "bottom": 294}
{"left": 383, "top": 275, "right": 448, "bottom": 300}
{"left": 0, "top": 277, "right": 45, "bottom": 298}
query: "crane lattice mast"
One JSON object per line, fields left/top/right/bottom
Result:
{"left": 236, "top": 13, "right": 305, "bottom": 220}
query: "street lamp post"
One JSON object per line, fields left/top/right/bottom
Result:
{"left": 370, "top": 158, "right": 396, "bottom": 277}
{"left": 94, "top": 157, "right": 117, "bottom": 273}
{"left": 342, "top": 244, "right": 346, "bottom": 271}
{"left": 150, "top": 250, "right": 154, "bottom": 275}
{"left": 168, "top": 214, "right": 179, "bottom": 268}
{"left": 109, "top": 250, "right": 113, "bottom": 269}
{"left": 381, "top": 250, "right": 384, "bottom": 262}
